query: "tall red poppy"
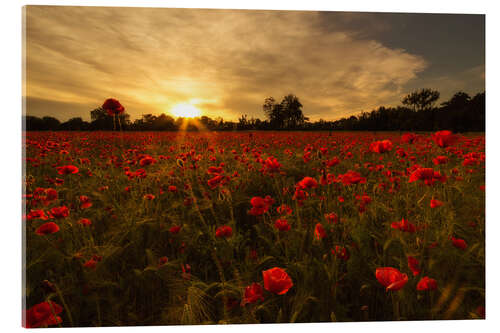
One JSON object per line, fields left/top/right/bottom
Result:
{"left": 35, "top": 222, "right": 60, "bottom": 235}
{"left": 314, "top": 223, "right": 327, "bottom": 240}
{"left": 24, "top": 301, "right": 63, "bottom": 328}
{"left": 102, "top": 98, "right": 125, "bottom": 116}
{"left": 215, "top": 225, "right": 233, "bottom": 238}
{"left": 56, "top": 165, "right": 79, "bottom": 175}
{"left": 416, "top": 276, "right": 438, "bottom": 291}
{"left": 451, "top": 237, "right": 468, "bottom": 250}
{"left": 241, "top": 283, "right": 264, "bottom": 306}
{"left": 391, "top": 218, "right": 416, "bottom": 233}
{"left": 262, "top": 267, "right": 293, "bottom": 295}
{"left": 407, "top": 256, "right": 421, "bottom": 276}
{"left": 375, "top": 267, "right": 408, "bottom": 291}
{"left": 274, "top": 218, "right": 291, "bottom": 231}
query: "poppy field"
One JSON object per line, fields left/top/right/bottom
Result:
{"left": 23, "top": 130, "right": 485, "bottom": 327}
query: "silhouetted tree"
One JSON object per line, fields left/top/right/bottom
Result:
{"left": 441, "top": 91, "right": 471, "bottom": 109}
{"left": 23, "top": 89, "right": 485, "bottom": 133}
{"left": 41, "top": 116, "right": 61, "bottom": 130}
{"left": 281, "top": 94, "right": 309, "bottom": 128}
{"left": 402, "top": 88, "right": 440, "bottom": 112}
{"left": 263, "top": 94, "right": 308, "bottom": 129}
{"left": 24, "top": 116, "right": 45, "bottom": 131}
{"left": 263, "top": 97, "right": 284, "bottom": 128}
{"left": 59, "top": 117, "right": 90, "bottom": 131}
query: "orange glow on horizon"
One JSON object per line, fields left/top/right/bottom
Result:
{"left": 170, "top": 103, "right": 202, "bottom": 119}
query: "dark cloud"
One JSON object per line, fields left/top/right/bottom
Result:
{"left": 24, "top": 6, "right": 484, "bottom": 122}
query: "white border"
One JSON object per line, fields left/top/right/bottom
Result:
{"left": 1, "top": 1, "right": 498, "bottom": 332}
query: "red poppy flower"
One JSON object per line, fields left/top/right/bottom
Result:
{"left": 45, "top": 188, "right": 58, "bottom": 201}
{"left": 332, "top": 245, "right": 350, "bottom": 261}
{"left": 143, "top": 194, "right": 155, "bottom": 200}
{"left": 430, "top": 199, "right": 443, "bottom": 208}
{"left": 207, "top": 166, "right": 224, "bottom": 175}
{"left": 79, "top": 195, "right": 92, "bottom": 209}
{"left": 83, "top": 258, "right": 98, "bottom": 270}
{"left": 303, "top": 151, "right": 312, "bottom": 163}
{"left": 433, "top": 156, "right": 449, "bottom": 165}
{"left": 369, "top": 140, "right": 393, "bottom": 153}
{"left": 78, "top": 218, "right": 92, "bottom": 226}
{"left": 407, "top": 256, "right": 421, "bottom": 276}
{"left": 56, "top": 165, "right": 79, "bottom": 175}
{"left": 102, "top": 98, "right": 125, "bottom": 115}
{"left": 375, "top": 267, "right": 408, "bottom": 291}
{"left": 274, "top": 218, "right": 291, "bottom": 231}
{"left": 215, "top": 225, "right": 233, "bottom": 238}
{"left": 391, "top": 218, "right": 416, "bottom": 233}
{"left": 451, "top": 237, "right": 467, "bottom": 250}
{"left": 24, "top": 301, "right": 63, "bottom": 328}
{"left": 326, "top": 157, "right": 340, "bottom": 167}
{"left": 158, "top": 256, "right": 169, "bottom": 266}
{"left": 262, "top": 267, "right": 293, "bottom": 295}
{"left": 49, "top": 206, "right": 69, "bottom": 219}
{"left": 241, "top": 282, "right": 264, "bottom": 306}
{"left": 314, "top": 223, "right": 327, "bottom": 240}
{"left": 276, "top": 204, "right": 292, "bottom": 215}
{"left": 139, "top": 155, "right": 156, "bottom": 166}
{"left": 325, "top": 212, "right": 339, "bottom": 224}
{"left": 168, "top": 185, "right": 178, "bottom": 193}
{"left": 169, "top": 225, "right": 181, "bottom": 234}
{"left": 249, "top": 196, "right": 273, "bottom": 216}
{"left": 408, "top": 168, "right": 435, "bottom": 182}
{"left": 432, "top": 130, "right": 458, "bottom": 148}
{"left": 401, "top": 133, "right": 417, "bottom": 144}
{"left": 476, "top": 306, "right": 485, "bottom": 318}
{"left": 35, "top": 222, "right": 60, "bottom": 235}
{"left": 27, "top": 209, "right": 48, "bottom": 220}
{"left": 207, "top": 174, "right": 227, "bottom": 189}
{"left": 297, "top": 176, "right": 318, "bottom": 189}
{"left": 416, "top": 276, "right": 438, "bottom": 291}
{"left": 264, "top": 156, "right": 282, "bottom": 173}
{"left": 409, "top": 167, "right": 446, "bottom": 185}
{"left": 338, "top": 170, "right": 367, "bottom": 185}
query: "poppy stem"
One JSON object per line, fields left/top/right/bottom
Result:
{"left": 52, "top": 283, "right": 74, "bottom": 327}
{"left": 391, "top": 292, "right": 400, "bottom": 320}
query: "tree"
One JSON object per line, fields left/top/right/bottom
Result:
{"left": 441, "top": 91, "right": 470, "bottom": 109}
{"left": 41, "top": 116, "right": 60, "bottom": 130}
{"left": 402, "top": 88, "right": 440, "bottom": 112}
{"left": 263, "top": 94, "right": 308, "bottom": 129}
{"left": 263, "top": 97, "right": 284, "bottom": 128}
{"left": 280, "top": 94, "right": 308, "bottom": 128}
{"left": 237, "top": 114, "right": 249, "bottom": 130}
{"left": 59, "top": 117, "right": 90, "bottom": 131}
{"left": 24, "top": 116, "right": 45, "bottom": 131}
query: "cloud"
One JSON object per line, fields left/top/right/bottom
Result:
{"left": 401, "top": 64, "right": 485, "bottom": 104}
{"left": 25, "top": 6, "right": 429, "bottom": 121}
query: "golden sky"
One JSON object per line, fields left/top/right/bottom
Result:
{"left": 24, "top": 6, "right": 484, "bottom": 121}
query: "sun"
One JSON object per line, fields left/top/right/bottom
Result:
{"left": 171, "top": 103, "right": 201, "bottom": 118}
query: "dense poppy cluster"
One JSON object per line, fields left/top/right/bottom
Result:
{"left": 23, "top": 130, "right": 485, "bottom": 326}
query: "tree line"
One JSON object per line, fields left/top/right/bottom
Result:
{"left": 24, "top": 89, "right": 485, "bottom": 132}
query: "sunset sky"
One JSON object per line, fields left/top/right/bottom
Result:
{"left": 24, "top": 6, "right": 484, "bottom": 122}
